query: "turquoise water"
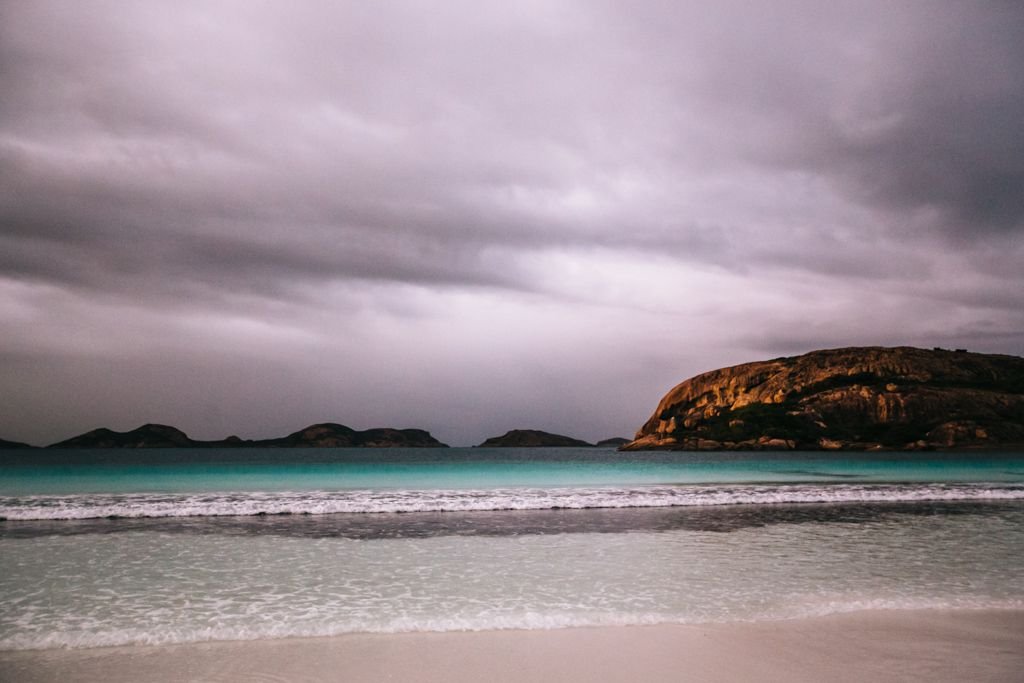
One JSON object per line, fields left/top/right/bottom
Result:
{"left": 2, "top": 448, "right": 1023, "bottom": 650}
{"left": 3, "top": 448, "right": 1023, "bottom": 495}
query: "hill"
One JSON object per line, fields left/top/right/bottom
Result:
{"left": 0, "top": 437, "right": 36, "bottom": 449}
{"left": 47, "top": 423, "right": 449, "bottom": 448}
{"left": 622, "top": 346, "right": 1024, "bottom": 451}
{"left": 477, "top": 429, "right": 593, "bottom": 447}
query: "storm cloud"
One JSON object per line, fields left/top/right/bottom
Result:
{"left": 2, "top": 1, "right": 1023, "bottom": 446}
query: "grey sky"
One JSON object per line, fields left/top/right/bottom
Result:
{"left": 2, "top": 1, "right": 1022, "bottom": 446}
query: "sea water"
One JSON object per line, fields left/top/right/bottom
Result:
{"left": 1, "top": 448, "right": 1023, "bottom": 649}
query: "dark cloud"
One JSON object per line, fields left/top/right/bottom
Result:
{"left": 1, "top": 1, "right": 1023, "bottom": 445}
{"left": 679, "top": 1, "right": 1024, "bottom": 236}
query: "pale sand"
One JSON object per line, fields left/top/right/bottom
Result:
{"left": 1, "top": 609, "right": 1022, "bottom": 683}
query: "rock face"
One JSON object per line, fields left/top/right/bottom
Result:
{"left": 477, "top": 429, "right": 593, "bottom": 447}
{"left": 0, "top": 437, "right": 36, "bottom": 449}
{"left": 48, "top": 423, "right": 449, "bottom": 448}
{"left": 623, "top": 347, "right": 1024, "bottom": 451}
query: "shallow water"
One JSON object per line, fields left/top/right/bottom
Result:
{"left": 1, "top": 448, "right": 1022, "bottom": 649}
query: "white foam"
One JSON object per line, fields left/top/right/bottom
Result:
{"left": 4, "top": 598, "right": 1022, "bottom": 651}
{"left": 2, "top": 483, "right": 1023, "bottom": 520}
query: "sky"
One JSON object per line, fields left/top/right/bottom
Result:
{"left": 2, "top": 1, "right": 1023, "bottom": 447}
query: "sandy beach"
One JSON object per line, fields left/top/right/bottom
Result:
{"left": 1, "top": 609, "right": 1021, "bottom": 683}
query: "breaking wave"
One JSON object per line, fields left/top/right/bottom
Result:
{"left": 3, "top": 483, "right": 1023, "bottom": 521}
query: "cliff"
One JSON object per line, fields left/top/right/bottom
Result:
{"left": 48, "top": 422, "right": 449, "bottom": 448}
{"left": 477, "top": 429, "right": 593, "bottom": 447}
{"left": 623, "top": 346, "right": 1024, "bottom": 451}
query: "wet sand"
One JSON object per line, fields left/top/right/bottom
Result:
{"left": 1, "top": 609, "right": 1022, "bottom": 683}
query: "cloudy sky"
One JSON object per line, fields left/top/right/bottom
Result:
{"left": 2, "top": 1, "right": 1023, "bottom": 446}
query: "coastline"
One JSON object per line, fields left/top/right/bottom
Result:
{"left": 2, "top": 609, "right": 1021, "bottom": 683}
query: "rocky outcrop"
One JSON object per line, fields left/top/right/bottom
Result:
{"left": 623, "top": 347, "right": 1024, "bottom": 451}
{"left": 477, "top": 429, "right": 593, "bottom": 447}
{"left": 48, "top": 422, "right": 449, "bottom": 448}
{"left": 0, "top": 437, "right": 36, "bottom": 449}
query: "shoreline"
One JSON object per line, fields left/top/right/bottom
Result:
{"left": 2, "top": 609, "right": 1022, "bottom": 683}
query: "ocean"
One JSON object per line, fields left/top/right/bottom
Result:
{"left": 1, "top": 447, "right": 1023, "bottom": 650}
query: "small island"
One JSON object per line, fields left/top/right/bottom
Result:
{"left": 476, "top": 429, "right": 593, "bottom": 447}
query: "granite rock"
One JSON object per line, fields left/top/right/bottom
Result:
{"left": 623, "top": 347, "right": 1024, "bottom": 451}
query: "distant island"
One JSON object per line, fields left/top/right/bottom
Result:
{"left": 32, "top": 423, "right": 449, "bottom": 449}
{"left": 1, "top": 424, "right": 628, "bottom": 449}
{"left": 595, "top": 437, "right": 630, "bottom": 448}
{"left": 477, "top": 429, "right": 594, "bottom": 447}
{"left": 622, "top": 346, "right": 1024, "bottom": 451}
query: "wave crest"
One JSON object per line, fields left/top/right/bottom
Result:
{"left": 2, "top": 483, "right": 1023, "bottom": 521}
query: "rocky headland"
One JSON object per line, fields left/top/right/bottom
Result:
{"left": 477, "top": 429, "right": 593, "bottom": 447}
{"left": 622, "top": 346, "right": 1024, "bottom": 451}
{"left": 44, "top": 422, "right": 449, "bottom": 448}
